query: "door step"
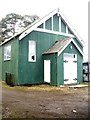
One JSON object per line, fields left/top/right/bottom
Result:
{"left": 68, "top": 84, "right": 88, "bottom": 88}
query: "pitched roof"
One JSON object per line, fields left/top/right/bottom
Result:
{"left": 0, "top": 8, "right": 84, "bottom": 46}
{"left": 43, "top": 38, "right": 84, "bottom": 56}
{"left": 18, "top": 8, "right": 84, "bottom": 46}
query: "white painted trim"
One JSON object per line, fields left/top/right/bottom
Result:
{"left": 44, "top": 60, "right": 51, "bottom": 83}
{"left": 66, "top": 25, "right": 68, "bottom": 34}
{"left": 28, "top": 40, "right": 36, "bottom": 62}
{"left": 59, "top": 16, "right": 61, "bottom": 32}
{"left": 58, "top": 38, "right": 84, "bottom": 56}
{"left": 71, "top": 38, "right": 84, "bottom": 56}
{"left": 19, "top": 9, "right": 58, "bottom": 40}
{"left": 34, "top": 28, "right": 75, "bottom": 38}
{"left": 58, "top": 40, "right": 71, "bottom": 56}
{"left": 43, "top": 22, "right": 45, "bottom": 29}
{"left": 18, "top": 8, "right": 83, "bottom": 47}
{"left": 52, "top": 16, "right": 53, "bottom": 31}
{"left": 58, "top": 10, "right": 84, "bottom": 46}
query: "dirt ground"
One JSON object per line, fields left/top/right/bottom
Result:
{"left": 1, "top": 82, "right": 89, "bottom": 119}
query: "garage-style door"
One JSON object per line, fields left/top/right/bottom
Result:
{"left": 64, "top": 53, "right": 77, "bottom": 84}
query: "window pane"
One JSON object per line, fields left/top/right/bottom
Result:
{"left": 4, "top": 45, "right": 11, "bottom": 61}
{"left": 28, "top": 41, "right": 36, "bottom": 62}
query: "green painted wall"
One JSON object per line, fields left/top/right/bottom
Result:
{"left": 61, "top": 19, "right": 66, "bottom": 33}
{"left": 18, "top": 31, "right": 67, "bottom": 85}
{"left": 43, "top": 53, "right": 57, "bottom": 86}
{"left": 2, "top": 38, "right": 19, "bottom": 84}
{"left": 74, "top": 38, "right": 83, "bottom": 51}
{"left": 38, "top": 14, "right": 68, "bottom": 34}
{"left": 57, "top": 54, "right": 64, "bottom": 85}
{"left": 0, "top": 46, "right": 2, "bottom": 80}
{"left": 35, "top": 14, "right": 84, "bottom": 54}
{"left": 77, "top": 54, "right": 83, "bottom": 83}
{"left": 53, "top": 14, "right": 59, "bottom": 31}
{"left": 43, "top": 41, "right": 83, "bottom": 86}
{"left": 45, "top": 17, "right": 52, "bottom": 30}
{"left": 0, "top": 13, "right": 83, "bottom": 86}
{"left": 57, "top": 42, "right": 83, "bottom": 85}
{"left": 38, "top": 23, "right": 43, "bottom": 28}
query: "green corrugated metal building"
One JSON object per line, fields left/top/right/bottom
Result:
{"left": 0, "top": 8, "right": 84, "bottom": 86}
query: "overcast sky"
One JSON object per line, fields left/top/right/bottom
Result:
{"left": 0, "top": 0, "right": 88, "bottom": 61}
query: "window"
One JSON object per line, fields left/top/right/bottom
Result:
{"left": 28, "top": 41, "right": 36, "bottom": 62}
{"left": 83, "top": 65, "right": 88, "bottom": 73}
{"left": 64, "top": 53, "right": 76, "bottom": 59}
{"left": 4, "top": 45, "right": 11, "bottom": 61}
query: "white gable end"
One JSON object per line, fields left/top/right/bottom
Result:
{"left": 19, "top": 8, "right": 84, "bottom": 47}
{"left": 58, "top": 38, "right": 84, "bottom": 56}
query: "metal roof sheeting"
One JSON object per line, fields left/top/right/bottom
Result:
{"left": 44, "top": 38, "right": 71, "bottom": 54}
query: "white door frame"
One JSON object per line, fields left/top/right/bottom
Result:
{"left": 44, "top": 60, "right": 50, "bottom": 83}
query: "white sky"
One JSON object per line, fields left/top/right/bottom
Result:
{"left": 0, "top": 0, "right": 88, "bottom": 61}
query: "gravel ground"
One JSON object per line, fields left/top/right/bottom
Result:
{"left": 2, "top": 82, "right": 89, "bottom": 119}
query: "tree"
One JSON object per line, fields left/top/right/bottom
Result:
{"left": 0, "top": 13, "right": 39, "bottom": 41}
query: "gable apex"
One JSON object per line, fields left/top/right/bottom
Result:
{"left": 19, "top": 8, "right": 83, "bottom": 47}
{"left": 57, "top": 9, "right": 84, "bottom": 45}
{"left": 58, "top": 38, "right": 84, "bottom": 56}
{"left": 43, "top": 38, "right": 84, "bottom": 56}
{"left": 1, "top": 8, "right": 83, "bottom": 48}
{"left": 19, "top": 8, "right": 60, "bottom": 40}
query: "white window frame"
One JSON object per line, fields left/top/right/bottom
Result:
{"left": 4, "top": 45, "right": 11, "bottom": 61}
{"left": 28, "top": 40, "right": 36, "bottom": 62}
